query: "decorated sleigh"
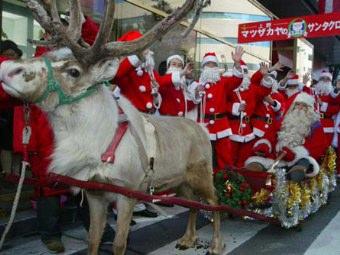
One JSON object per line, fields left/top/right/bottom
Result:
{"left": 214, "top": 147, "right": 337, "bottom": 228}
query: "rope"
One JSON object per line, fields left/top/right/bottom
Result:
{"left": 45, "top": 173, "right": 279, "bottom": 224}
{"left": 0, "top": 161, "right": 28, "bottom": 251}
{"left": 0, "top": 103, "right": 31, "bottom": 251}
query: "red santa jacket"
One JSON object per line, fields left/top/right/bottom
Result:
{"left": 194, "top": 68, "right": 243, "bottom": 141}
{"left": 251, "top": 91, "right": 285, "bottom": 138}
{"left": 317, "top": 94, "right": 340, "bottom": 134}
{"left": 226, "top": 71, "right": 272, "bottom": 143}
{"left": 158, "top": 84, "right": 195, "bottom": 117}
{"left": 114, "top": 56, "right": 182, "bottom": 113}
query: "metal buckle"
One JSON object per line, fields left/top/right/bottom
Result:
{"left": 209, "top": 114, "right": 217, "bottom": 121}
{"left": 243, "top": 115, "right": 250, "bottom": 123}
{"left": 319, "top": 113, "right": 325, "bottom": 119}
{"left": 266, "top": 117, "right": 273, "bottom": 124}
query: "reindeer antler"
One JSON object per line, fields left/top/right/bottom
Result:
{"left": 26, "top": 0, "right": 204, "bottom": 67}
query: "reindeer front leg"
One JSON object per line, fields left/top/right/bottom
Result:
{"left": 86, "top": 191, "right": 109, "bottom": 255}
{"left": 113, "top": 195, "right": 136, "bottom": 255}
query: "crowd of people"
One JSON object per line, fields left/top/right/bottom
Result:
{"left": 0, "top": 17, "right": 340, "bottom": 254}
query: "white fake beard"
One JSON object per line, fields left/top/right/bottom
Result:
{"left": 239, "top": 76, "right": 251, "bottom": 90}
{"left": 285, "top": 87, "right": 300, "bottom": 98}
{"left": 276, "top": 106, "right": 319, "bottom": 151}
{"left": 314, "top": 81, "right": 333, "bottom": 96}
{"left": 199, "top": 67, "right": 221, "bottom": 84}
{"left": 166, "top": 66, "right": 182, "bottom": 74}
{"left": 144, "top": 50, "right": 155, "bottom": 70}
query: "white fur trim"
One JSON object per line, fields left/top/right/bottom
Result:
{"left": 294, "top": 92, "right": 315, "bottom": 107}
{"left": 216, "top": 128, "right": 232, "bottom": 139}
{"left": 232, "top": 102, "right": 241, "bottom": 116}
{"left": 271, "top": 100, "right": 281, "bottom": 112}
{"left": 167, "top": 55, "right": 184, "bottom": 67}
{"left": 261, "top": 77, "right": 273, "bottom": 88}
{"left": 208, "top": 128, "right": 232, "bottom": 141}
{"left": 319, "top": 72, "right": 333, "bottom": 81}
{"left": 171, "top": 71, "right": 182, "bottom": 88}
{"left": 202, "top": 55, "right": 218, "bottom": 67}
{"left": 229, "top": 133, "right": 255, "bottom": 143}
{"left": 232, "top": 67, "right": 243, "bottom": 78}
{"left": 286, "top": 79, "right": 299, "bottom": 85}
{"left": 254, "top": 138, "right": 272, "bottom": 153}
{"left": 305, "top": 156, "right": 320, "bottom": 177}
{"left": 253, "top": 127, "right": 265, "bottom": 137}
{"left": 127, "top": 55, "right": 141, "bottom": 67}
{"left": 320, "top": 102, "right": 328, "bottom": 112}
{"left": 245, "top": 156, "right": 275, "bottom": 170}
{"left": 291, "top": 145, "right": 309, "bottom": 160}
{"left": 323, "top": 127, "right": 335, "bottom": 133}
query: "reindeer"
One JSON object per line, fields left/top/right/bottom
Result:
{"left": 0, "top": 0, "right": 227, "bottom": 254}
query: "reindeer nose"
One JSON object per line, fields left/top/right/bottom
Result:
{"left": 7, "top": 67, "right": 24, "bottom": 78}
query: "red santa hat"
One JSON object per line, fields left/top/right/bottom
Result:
{"left": 286, "top": 74, "right": 300, "bottom": 85}
{"left": 117, "top": 30, "right": 143, "bottom": 42}
{"left": 318, "top": 70, "right": 333, "bottom": 81}
{"left": 293, "top": 92, "right": 315, "bottom": 108}
{"left": 166, "top": 55, "right": 184, "bottom": 67}
{"left": 201, "top": 52, "right": 218, "bottom": 67}
{"left": 240, "top": 60, "right": 248, "bottom": 70}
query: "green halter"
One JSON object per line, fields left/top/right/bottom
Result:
{"left": 34, "top": 57, "right": 110, "bottom": 106}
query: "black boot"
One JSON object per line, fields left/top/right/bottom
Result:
{"left": 36, "top": 196, "right": 64, "bottom": 253}
{"left": 287, "top": 158, "right": 310, "bottom": 182}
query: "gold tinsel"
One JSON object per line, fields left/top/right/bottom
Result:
{"left": 287, "top": 182, "right": 301, "bottom": 210}
{"left": 316, "top": 172, "right": 325, "bottom": 191}
{"left": 326, "top": 147, "right": 337, "bottom": 175}
{"left": 252, "top": 188, "right": 270, "bottom": 205}
{"left": 300, "top": 183, "right": 311, "bottom": 209}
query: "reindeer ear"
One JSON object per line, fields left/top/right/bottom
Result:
{"left": 92, "top": 58, "right": 119, "bottom": 82}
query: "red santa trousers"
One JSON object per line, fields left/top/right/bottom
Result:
{"left": 229, "top": 140, "right": 255, "bottom": 168}
{"left": 212, "top": 137, "right": 233, "bottom": 173}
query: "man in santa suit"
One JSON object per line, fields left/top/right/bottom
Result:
{"left": 226, "top": 61, "right": 275, "bottom": 168}
{"left": 251, "top": 67, "right": 286, "bottom": 160}
{"left": 313, "top": 70, "right": 340, "bottom": 148}
{"left": 158, "top": 54, "right": 196, "bottom": 117}
{"left": 189, "top": 47, "right": 244, "bottom": 172}
{"left": 331, "top": 75, "right": 340, "bottom": 176}
{"left": 113, "top": 30, "right": 186, "bottom": 114}
{"left": 245, "top": 92, "right": 328, "bottom": 181}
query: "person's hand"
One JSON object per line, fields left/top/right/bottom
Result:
{"left": 281, "top": 147, "right": 296, "bottom": 161}
{"left": 181, "top": 63, "right": 193, "bottom": 78}
{"left": 239, "top": 103, "right": 246, "bottom": 112}
{"left": 264, "top": 95, "right": 275, "bottom": 106}
{"left": 232, "top": 46, "right": 245, "bottom": 68}
{"left": 270, "top": 62, "right": 284, "bottom": 72}
{"left": 303, "top": 72, "right": 310, "bottom": 85}
{"left": 259, "top": 62, "right": 269, "bottom": 75}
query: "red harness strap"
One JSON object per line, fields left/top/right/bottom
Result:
{"left": 101, "top": 114, "right": 129, "bottom": 164}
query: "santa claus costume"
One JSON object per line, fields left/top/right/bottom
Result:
{"left": 113, "top": 30, "right": 183, "bottom": 114}
{"left": 313, "top": 70, "right": 340, "bottom": 148}
{"left": 245, "top": 92, "right": 328, "bottom": 180}
{"left": 158, "top": 55, "right": 196, "bottom": 117}
{"left": 190, "top": 52, "right": 243, "bottom": 172}
{"left": 226, "top": 61, "right": 272, "bottom": 168}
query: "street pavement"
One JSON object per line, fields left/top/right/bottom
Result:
{"left": 2, "top": 186, "right": 340, "bottom": 255}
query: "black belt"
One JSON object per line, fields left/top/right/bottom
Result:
{"left": 226, "top": 113, "right": 250, "bottom": 123}
{"left": 204, "top": 112, "right": 229, "bottom": 121}
{"left": 253, "top": 115, "right": 272, "bottom": 124}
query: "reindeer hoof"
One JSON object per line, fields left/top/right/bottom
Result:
{"left": 206, "top": 242, "right": 225, "bottom": 255}
{"left": 176, "top": 236, "right": 197, "bottom": 250}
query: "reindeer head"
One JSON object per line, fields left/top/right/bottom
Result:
{"left": 0, "top": 0, "right": 207, "bottom": 111}
{"left": 1, "top": 52, "right": 119, "bottom": 110}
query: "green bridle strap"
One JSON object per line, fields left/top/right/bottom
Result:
{"left": 34, "top": 57, "right": 110, "bottom": 106}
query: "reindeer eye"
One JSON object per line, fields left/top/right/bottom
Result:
{"left": 67, "top": 68, "right": 80, "bottom": 78}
